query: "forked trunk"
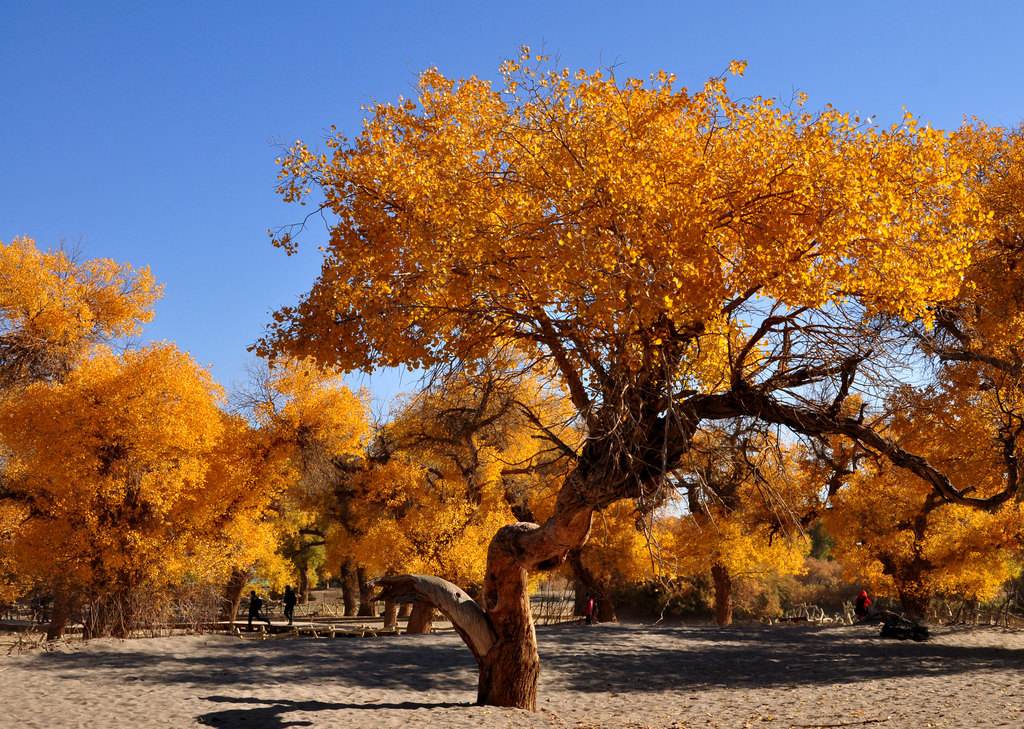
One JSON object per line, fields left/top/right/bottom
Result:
{"left": 340, "top": 560, "right": 358, "bottom": 616}
{"left": 711, "top": 562, "right": 733, "bottom": 626}
{"left": 407, "top": 601, "right": 436, "bottom": 633}
{"left": 220, "top": 567, "right": 250, "bottom": 623}
{"left": 373, "top": 471, "right": 601, "bottom": 711}
{"left": 383, "top": 600, "right": 399, "bottom": 629}
{"left": 357, "top": 567, "right": 376, "bottom": 616}
{"left": 477, "top": 531, "right": 540, "bottom": 708}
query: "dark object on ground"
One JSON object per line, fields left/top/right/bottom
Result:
{"left": 859, "top": 609, "right": 929, "bottom": 641}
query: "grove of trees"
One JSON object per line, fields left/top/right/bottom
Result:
{"left": 2, "top": 52, "right": 1022, "bottom": 712}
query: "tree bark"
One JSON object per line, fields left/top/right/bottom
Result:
{"left": 357, "top": 566, "right": 376, "bottom": 616}
{"left": 383, "top": 600, "right": 399, "bottom": 629}
{"left": 567, "top": 547, "right": 617, "bottom": 622}
{"left": 340, "top": 560, "right": 358, "bottom": 616}
{"left": 398, "top": 602, "right": 412, "bottom": 618}
{"left": 220, "top": 567, "right": 250, "bottom": 623}
{"left": 46, "top": 588, "right": 76, "bottom": 640}
{"left": 407, "top": 601, "right": 436, "bottom": 633}
{"left": 896, "top": 578, "right": 932, "bottom": 622}
{"left": 572, "top": 574, "right": 588, "bottom": 616}
{"left": 297, "top": 566, "right": 309, "bottom": 604}
{"left": 711, "top": 562, "right": 733, "bottom": 626}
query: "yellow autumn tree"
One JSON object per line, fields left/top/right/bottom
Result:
{"left": 665, "top": 428, "right": 814, "bottom": 625}
{"left": 825, "top": 381, "right": 1024, "bottom": 620}
{"left": 0, "top": 237, "right": 163, "bottom": 606}
{"left": 223, "top": 357, "right": 371, "bottom": 614}
{"left": 0, "top": 344, "right": 230, "bottom": 637}
{"left": 331, "top": 365, "right": 576, "bottom": 609}
{"left": 0, "top": 237, "right": 159, "bottom": 388}
{"left": 263, "top": 52, "right": 995, "bottom": 708}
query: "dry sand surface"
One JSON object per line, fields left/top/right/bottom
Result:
{"left": 1, "top": 622, "right": 1021, "bottom": 728}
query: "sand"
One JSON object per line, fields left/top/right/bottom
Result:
{"left": 1, "top": 622, "right": 1021, "bottom": 728}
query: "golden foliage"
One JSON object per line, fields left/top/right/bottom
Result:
{"left": 0, "top": 237, "right": 160, "bottom": 386}
{"left": 0, "top": 345, "right": 230, "bottom": 600}
{"left": 825, "top": 384, "right": 1024, "bottom": 605}
{"left": 263, "top": 53, "right": 985, "bottom": 374}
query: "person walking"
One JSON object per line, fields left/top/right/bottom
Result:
{"left": 247, "top": 590, "right": 272, "bottom": 631}
{"left": 283, "top": 585, "right": 297, "bottom": 626}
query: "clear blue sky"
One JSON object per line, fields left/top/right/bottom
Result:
{"left": 3, "top": 1, "right": 1022, "bottom": 411}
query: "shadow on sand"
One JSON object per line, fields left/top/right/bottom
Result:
{"left": 17, "top": 622, "right": 1024, "bottom": 725}
{"left": 196, "top": 695, "right": 470, "bottom": 728}
{"left": 538, "top": 623, "right": 1024, "bottom": 693}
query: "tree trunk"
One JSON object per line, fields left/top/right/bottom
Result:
{"left": 340, "top": 560, "right": 358, "bottom": 616}
{"left": 477, "top": 531, "right": 541, "bottom": 709}
{"left": 567, "top": 547, "right": 617, "bottom": 622}
{"left": 220, "top": 567, "right": 250, "bottom": 623}
{"left": 896, "top": 578, "right": 932, "bottom": 622}
{"left": 46, "top": 588, "right": 76, "bottom": 640}
{"left": 398, "top": 602, "right": 412, "bottom": 618}
{"left": 297, "top": 566, "right": 309, "bottom": 604}
{"left": 407, "top": 601, "right": 436, "bottom": 633}
{"left": 572, "top": 574, "right": 588, "bottom": 616}
{"left": 711, "top": 562, "right": 733, "bottom": 626}
{"left": 372, "top": 468, "right": 612, "bottom": 710}
{"left": 357, "top": 566, "right": 376, "bottom": 616}
{"left": 383, "top": 600, "right": 399, "bottom": 629}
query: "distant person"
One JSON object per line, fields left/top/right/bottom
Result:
{"left": 247, "top": 590, "right": 272, "bottom": 631}
{"left": 584, "top": 593, "right": 596, "bottom": 625}
{"left": 855, "top": 588, "right": 873, "bottom": 619}
{"left": 283, "top": 586, "right": 297, "bottom": 625}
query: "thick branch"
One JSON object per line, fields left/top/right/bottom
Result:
{"left": 693, "top": 389, "right": 1019, "bottom": 511}
{"left": 373, "top": 574, "right": 496, "bottom": 661}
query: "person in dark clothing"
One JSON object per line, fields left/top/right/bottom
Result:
{"left": 283, "top": 585, "right": 297, "bottom": 625}
{"left": 247, "top": 590, "right": 272, "bottom": 631}
{"left": 855, "top": 588, "right": 873, "bottom": 619}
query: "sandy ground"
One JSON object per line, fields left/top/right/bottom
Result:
{"left": 0, "top": 622, "right": 1021, "bottom": 728}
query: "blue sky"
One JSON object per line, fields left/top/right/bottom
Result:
{"left": 3, "top": 1, "right": 1022, "bottom": 411}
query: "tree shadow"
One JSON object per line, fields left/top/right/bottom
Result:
{"left": 26, "top": 635, "right": 478, "bottom": 691}
{"left": 17, "top": 623, "right": 1024, "bottom": 704}
{"left": 537, "top": 623, "right": 1024, "bottom": 693}
{"left": 196, "top": 695, "right": 471, "bottom": 728}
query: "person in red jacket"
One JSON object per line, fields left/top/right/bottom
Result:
{"left": 855, "top": 588, "right": 873, "bottom": 619}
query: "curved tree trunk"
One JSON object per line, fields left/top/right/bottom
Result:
{"left": 375, "top": 473, "right": 598, "bottom": 710}
{"left": 711, "top": 562, "right": 733, "bottom": 626}
{"left": 357, "top": 566, "right": 376, "bottom": 616}
{"left": 572, "top": 574, "right": 588, "bottom": 616}
{"left": 220, "top": 567, "right": 251, "bottom": 623}
{"left": 383, "top": 600, "right": 399, "bottom": 629}
{"left": 407, "top": 601, "right": 436, "bottom": 633}
{"left": 340, "top": 560, "right": 358, "bottom": 616}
